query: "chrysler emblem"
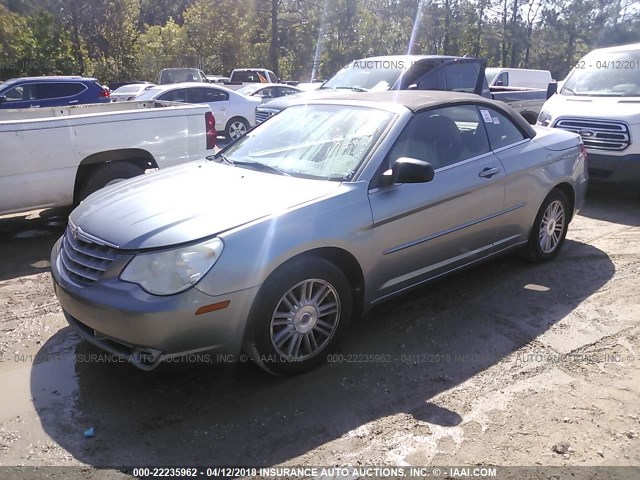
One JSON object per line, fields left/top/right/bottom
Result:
{"left": 579, "top": 130, "right": 595, "bottom": 138}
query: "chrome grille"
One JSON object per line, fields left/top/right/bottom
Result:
{"left": 554, "top": 118, "right": 630, "bottom": 151}
{"left": 255, "top": 108, "right": 277, "bottom": 124}
{"left": 60, "top": 226, "right": 118, "bottom": 284}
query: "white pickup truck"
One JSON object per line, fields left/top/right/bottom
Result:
{"left": 0, "top": 101, "right": 216, "bottom": 216}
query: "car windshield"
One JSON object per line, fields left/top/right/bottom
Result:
{"left": 216, "top": 104, "right": 394, "bottom": 181}
{"left": 485, "top": 68, "right": 499, "bottom": 85}
{"left": 562, "top": 50, "right": 640, "bottom": 97}
{"left": 321, "top": 62, "right": 403, "bottom": 91}
{"left": 134, "top": 87, "right": 163, "bottom": 100}
{"left": 236, "top": 85, "right": 261, "bottom": 95}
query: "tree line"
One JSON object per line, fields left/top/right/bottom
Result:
{"left": 1, "top": 0, "right": 639, "bottom": 84}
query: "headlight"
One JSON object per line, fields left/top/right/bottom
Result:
{"left": 536, "top": 110, "right": 552, "bottom": 127}
{"left": 120, "top": 238, "right": 224, "bottom": 295}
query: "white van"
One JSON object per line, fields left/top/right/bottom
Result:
{"left": 486, "top": 68, "right": 552, "bottom": 89}
{"left": 537, "top": 43, "right": 640, "bottom": 185}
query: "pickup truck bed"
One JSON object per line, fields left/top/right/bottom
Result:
{"left": 0, "top": 101, "right": 215, "bottom": 215}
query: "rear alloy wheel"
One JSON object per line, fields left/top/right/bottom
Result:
{"left": 225, "top": 117, "right": 249, "bottom": 140}
{"left": 524, "top": 189, "right": 570, "bottom": 262}
{"left": 245, "top": 256, "right": 352, "bottom": 375}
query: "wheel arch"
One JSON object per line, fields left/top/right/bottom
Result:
{"left": 73, "top": 149, "right": 157, "bottom": 204}
{"left": 553, "top": 182, "right": 576, "bottom": 222}
{"left": 264, "top": 247, "right": 366, "bottom": 320}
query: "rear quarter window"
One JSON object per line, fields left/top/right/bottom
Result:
{"left": 477, "top": 107, "right": 525, "bottom": 150}
{"left": 36, "top": 82, "right": 86, "bottom": 99}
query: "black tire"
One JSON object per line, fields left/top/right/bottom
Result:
{"left": 523, "top": 188, "right": 570, "bottom": 262}
{"left": 224, "top": 117, "right": 250, "bottom": 140}
{"left": 244, "top": 255, "right": 353, "bottom": 375}
{"left": 78, "top": 162, "right": 144, "bottom": 201}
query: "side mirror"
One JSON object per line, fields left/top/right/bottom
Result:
{"left": 0, "top": 96, "right": 6, "bottom": 104}
{"left": 382, "top": 158, "right": 435, "bottom": 186}
{"left": 546, "top": 81, "right": 557, "bottom": 99}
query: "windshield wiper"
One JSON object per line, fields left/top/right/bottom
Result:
{"left": 225, "top": 158, "right": 290, "bottom": 176}
{"left": 334, "top": 86, "right": 369, "bottom": 92}
{"left": 211, "top": 153, "right": 232, "bottom": 164}
{"left": 562, "top": 87, "right": 577, "bottom": 96}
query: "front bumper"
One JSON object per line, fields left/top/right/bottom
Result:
{"left": 51, "top": 238, "right": 260, "bottom": 370}
{"left": 587, "top": 152, "right": 640, "bottom": 185}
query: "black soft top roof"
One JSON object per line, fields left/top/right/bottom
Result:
{"left": 309, "top": 90, "right": 537, "bottom": 139}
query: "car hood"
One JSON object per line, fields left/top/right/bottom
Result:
{"left": 70, "top": 160, "right": 342, "bottom": 250}
{"left": 544, "top": 94, "right": 640, "bottom": 124}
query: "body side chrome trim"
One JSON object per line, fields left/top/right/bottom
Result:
{"left": 373, "top": 237, "right": 526, "bottom": 305}
{"left": 382, "top": 203, "right": 526, "bottom": 255}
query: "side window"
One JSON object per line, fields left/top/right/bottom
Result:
{"left": 36, "top": 82, "right": 85, "bottom": 99}
{"left": 280, "top": 87, "right": 298, "bottom": 96}
{"left": 495, "top": 72, "right": 509, "bottom": 86}
{"left": 478, "top": 107, "right": 525, "bottom": 150}
{"left": 159, "top": 89, "right": 188, "bottom": 102}
{"left": 387, "top": 105, "right": 490, "bottom": 170}
{"left": 258, "top": 87, "right": 276, "bottom": 99}
{"left": 443, "top": 62, "right": 480, "bottom": 93}
{"left": 3, "top": 85, "right": 25, "bottom": 102}
{"left": 189, "top": 88, "right": 229, "bottom": 103}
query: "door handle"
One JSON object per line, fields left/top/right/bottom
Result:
{"left": 479, "top": 167, "right": 500, "bottom": 178}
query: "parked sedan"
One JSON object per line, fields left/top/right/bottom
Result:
{"left": 236, "top": 83, "right": 302, "bottom": 103}
{"left": 51, "top": 91, "right": 587, "bottom": 375}
{"left": 110, "top": 83, "right": 155, "bottom": 102}
{"left": 135, "top": 83, "right": 260, "bottom": 139}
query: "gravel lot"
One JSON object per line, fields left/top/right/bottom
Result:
{"left": 0, "top": 187, "right": 638, "bottom": 477}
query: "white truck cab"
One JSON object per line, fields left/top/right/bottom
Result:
{"left": 537, "top": 43, "right": 640, "bottom": 185}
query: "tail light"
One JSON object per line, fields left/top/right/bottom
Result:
{"left": 205, "top": 111, "right": 216, "bottom": 149}
{"left": 98, "top": 85, "right": 110, "bottom": 98}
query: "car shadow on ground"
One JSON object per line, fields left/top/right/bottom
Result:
{"left": 580, "top": 186, "right": 640, "bottom": 227}
{"left": 0, "top": 208, "right": 69, "bottom": 282}
{"left": 30, "top": 235, "right": 615, "bottom": 468}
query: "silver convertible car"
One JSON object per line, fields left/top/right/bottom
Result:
{"left": 51, "top": 91, "right": 588, "bottom": 375}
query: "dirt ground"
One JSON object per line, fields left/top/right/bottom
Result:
{"left": 0, "top": 187, "right": 638, "bottom": 478}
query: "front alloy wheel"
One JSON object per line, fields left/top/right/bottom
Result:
{"left": 270, "top": 279, "right": 341, "bottom": 360}
{"left": 245, "top": 256, "right": 352, "bottom": 375}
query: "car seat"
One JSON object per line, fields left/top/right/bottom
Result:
{"left": 390, "top": 114, "right": 463, "bottom": 169}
